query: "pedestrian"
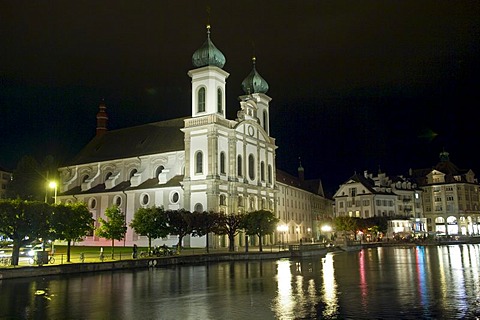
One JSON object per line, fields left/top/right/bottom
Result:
{"left": 132, "top": 244, "right": 138, "bottom": 259}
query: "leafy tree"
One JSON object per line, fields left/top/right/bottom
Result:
{"left": 191, "top": 211, "right": 219, "bottom": 253}
{"left": 6, "top": 155, "right": 59, "bottom": 202}
{"left": 166, "top": 209, "right": 194, "bottom": 253}
{"left": 130, "top": 206, "right": 169, "bottom": 254}
{"left": 52, "top": 202, "right": 94, "bottom": 262}
{"left": 95, "top": 205, "right": 127, "bottom": 259}
{"left": 333, "top": 216, "right": 357, "bottom": 242}
{"left": 241, "top": 210, "right": 278, "bottom": 252}
{"left": 0, "top": 199, "right": 52, "bottom": 265}
{"left": 215, "top": 213, "right": 245, "bottom": 252}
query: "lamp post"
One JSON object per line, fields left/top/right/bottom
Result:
{"left": 49, "top": 181, "right": 57, "bottom": 204}
{"left": 277, "top": 224, "right": 288, "bottom": 248}
{"left": 321, "top": 225, "right": 332, "bottom": 243}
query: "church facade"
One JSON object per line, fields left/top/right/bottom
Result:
{"left": 57, "top": 26, "right": 330, "bottom": 248}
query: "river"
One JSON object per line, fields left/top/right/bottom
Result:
{"left": 1, "top": 244, "right": 479, "bottom": 319}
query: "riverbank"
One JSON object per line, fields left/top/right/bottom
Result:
{"left": 2, "top": 239, "right": 479, "bottom": 280}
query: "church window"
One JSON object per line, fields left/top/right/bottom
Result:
{"left": 170, "top": 191, "right": 179, "bottom": 204}
{"left": 195, "top": 151, "right": 203, "bottom": 174}
{"left": 141, "top": 193, "right": 150, "bottom": 206}
{"left": 249, "top": 197, "right": 255, "bottom": 210}
{"left": 260, "top": 161, "right": 265, "bottom": 181}
{"left": 248, "top": 154, "right": 255, "bottom": 180}
{"left": 194, "top": 203, "right": 203, "bottom": 213}
{"left": 238, "top": 196, "right": 244, "bottom": 207}
{"left": 217, "top": 88, "right": 223, "bottom": 113}
{"left": 263, "top": 110, "right": 268, "bottom": 132}
{"left": 89, "top": 198, "right": 97, "bottom": 209}
{"left": 105, "top": 172, "right": 112, "bottom": 181}
{"left": 198, "top": 87, "right": 206, "bottom": 113}
{"left": 237, "top": 155, "right": 243, "bottom": 177}
{"left": 268, "top": 165, "right": 272, "bottom": 184}
{"left": 114, "top": 195, "right": 122, "bottom": 206}
{"left": 220, "top": 152, "right": 226, "bottom": 174}
{"left": 220, "top": 194, "right": 226, "bottom": 206}
{"left": 82, "top": 175, "right": 89, "bottom": 183}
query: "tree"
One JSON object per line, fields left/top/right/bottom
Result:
{"left": 130, "top": 206, "right": 169, "bottom": 254}
{"left": 215, "top": 212, "right": 245, "bottom": 252}
{"left": 6, "top": 155, "right": 59, "bottom": 202}
{"left": 0, "top": 199, "right": 52, "bottom": 265}
{"left": 333, "top": 216, "right": 357, "bottom": 243}
{"left": 166, "top": 209, "right": 194, "bottom": 253}
{"left": 191, "top": 211, "right": 219, "bottom": 253}
{"left": 95, "top": 205, "right": 127, "bottom": 259}
{"left": 241, "top": 210, "right": 278, "bottom": 252}
{"left": 52, "top": 202, "right": 94, "bottom": 262}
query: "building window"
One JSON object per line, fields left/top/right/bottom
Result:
{"left": 220, "top": 152, "right": 226, "bottom": 174}
{"left": 89, "top": 198, "right": 97, "bottom": 209}
{"left": 170, "top": 191, "right": 180, "bottom": 204}
{"left": 237, "top": 155, "right": 243, "bottom": 177}
{"left": 82, "top": 175, "right": 89, "bottom": 183}
{"left": 113, "top": 195, "right": 122, "bottom": 207}
{"left": 268, "top": 165, "right": 272, "bottom": 184}
{"left": 155, "top": 166, "right": 164, "bottom": 178}
{"left": 238, "top": 196, "right": 244, "bottom": 207}
{"left": 198, "top": 87, "right": 206, "bottom": 112}
{"left": 263, "top": 110, "right": 268, "bottom": 132}
{"left": 260, "top": 161, "right": 265, "bottom": 181}
{"left": 141, "top": 193, "right": 150, "bottom": 206}
{"left": 105, "top": 172, "right": 113, "bottom": 181}
{"left": 194, "top": 203, "right": 203, "bottom": 213}
{"left": 217, "top": 88, "right": 223, "bottom": 113}
{"left": 220, "top": 194, "right": 226, "bottom": 206}
{"left": 195, "top": 151, "right": 203, "bottom": 174}
{"left": 248, "top": 154, "right": 255, "bottom": 180}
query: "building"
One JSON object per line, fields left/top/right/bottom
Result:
{"left": 0, "top": 166, "right": 11, "bottom": 199}
{"left": 409, "top": 150, "right": 480, "bottom": 236}
{"left": 333, "top": 169, "right": 425, "bottom": 239}
{"left": 275, "top": 163, "right": 333, "bottom": 244}
{"left": 57, "top": 25, "right": 331, "bottom": 248}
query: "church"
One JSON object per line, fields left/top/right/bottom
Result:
{"left": 57, "top": 25, "right": 332, "bottom": 248}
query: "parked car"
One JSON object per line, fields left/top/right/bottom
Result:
{"left": 27, "top": 244, "right": 51, "bottom": 257}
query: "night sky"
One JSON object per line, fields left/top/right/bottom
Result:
{"left": 1, "top": 1, "right": 479, "bottom": 195}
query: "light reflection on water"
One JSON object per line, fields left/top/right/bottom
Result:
{"left": 1, "top": 245, "right": 480, "bottom": 319}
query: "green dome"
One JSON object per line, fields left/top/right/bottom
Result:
{"left": 192, "top": 25, "right": 226, "bottom": 68}
{"left": 241, "top": 57, "right": 269, "bottom": 94}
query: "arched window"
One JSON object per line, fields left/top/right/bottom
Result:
{"left": 195, "top": 151, "right": 203, "bottom": 174}
{"left": 220, "top": 194, "right": 226, "bottom": 206}
{"left": 237, "top": 155, "right": 242, "bottom": 177}
{"left": 105, "top": 172, "right": 112, "bottom": 181}
{"left": 248, "top": 154, "right": 255, "bottom": 180}
{"left": 238, "top": 195, "right": 244, "bottom": 207}
{"left": 268, "top": 165, "right": 273, "bottom": 184}
{"left": 217, "top": 88, "right": 223, "bottom": 113}
{"left": 198, "top": 87, "right": 206, "bottom": 112}
{"left": 220, "top": 152, "right": 226, "bottom": 174}
{"left": 194, "top": 203, "right": 203, "bottom": 213}
{"left": 260, "top": 161, "right": 265, "bottom": 181}
{"left": 82, "top": 175, "right": 89, "bottom": 183}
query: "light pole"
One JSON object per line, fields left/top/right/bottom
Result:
{"left": 49, "top": 181, "right": 57, "bottom": 204}
{"left": 321, "top": 225, "right": 332, "bottom": 243}
{"left": 277, "top": 224, "right": 288, "bottom": 248}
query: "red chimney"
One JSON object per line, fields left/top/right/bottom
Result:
{"left": 96, "top": 100, "right": 108, "bottom": 136}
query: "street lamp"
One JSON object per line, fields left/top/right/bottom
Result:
{"left": 277, "top": 224, "right": 288, "bottom": 248}
{"left": 49, "top": 181, "right": 57, "bottom": 204}
{"left": 321, "top": 225, "right": 332, "bottom": 243}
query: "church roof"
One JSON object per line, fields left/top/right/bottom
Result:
{"left": 241, "top": 57, "right": 269, "bottom": 94}
{"left": 64, "top": 117, "right": 186, "bottom": 166}
{"left": 192, "top": 25, "right": 226, "bottom": 69}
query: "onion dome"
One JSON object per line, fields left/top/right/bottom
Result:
{"left": 192, "top": 25, "right": 226, "bottom": 68}
{"left": 241, "top": 57, "right": 269, "bottom": 94}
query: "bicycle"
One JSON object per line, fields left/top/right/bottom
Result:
{"left": 1, "top": 256, "right": 12, "bottom": 266}
{"left": 29, "top": 255, "right": 55, "bottom": 265}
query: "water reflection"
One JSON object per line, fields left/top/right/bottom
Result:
{"left": 1, "top": 245, "right": 480, "bottom": 319}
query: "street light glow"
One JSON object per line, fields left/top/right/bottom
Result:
{"left": 49, "top": 181, "right": 58, "bottom": 204}
{"left": 321, "top": 225, "right": 332, "bottom": 232}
